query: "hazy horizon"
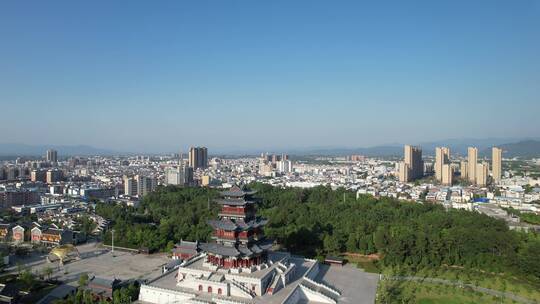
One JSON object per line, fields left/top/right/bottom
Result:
{"left": 1, "top": 136, "right": 539, "bottom": 155}
{"left": 1, "top": 0, "right": 539, "bottom": 152}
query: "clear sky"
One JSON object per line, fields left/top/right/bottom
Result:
{"left": 1, "top": 0, "right": 539, "bottom": 153}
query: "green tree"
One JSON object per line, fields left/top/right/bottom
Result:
{"left": 43, "top": 265, "right": 54, "bottom": 280}
{"left": 19, "top": 270, "right": 35, "bottom": 290}
{"left": 323, "top": 234, "right": 341, "bottom": 254}
{"left": 16, "top": 262, "right": 25, "bottom": 275}
{"left": 517, "top": 238, "right": 540, "bottom": 277}
{"left": 78, "top": 273, "right": 89, "bottom": 287}
{"left": 346, "top": 234, "right": 358, "bottom": 252}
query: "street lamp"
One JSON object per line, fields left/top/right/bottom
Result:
{"left": 111, "top": 229, "right": 115, "bottom": 257}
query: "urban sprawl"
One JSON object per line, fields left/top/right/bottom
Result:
{"left": 0, "top": 144, "right": 538, "bottom": 303}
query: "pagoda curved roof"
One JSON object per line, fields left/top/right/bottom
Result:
{"left": 208, "top": 219, "right": 237, "bottom": 231}
{"left": 220, "top": 185, "right": 257, "bottom": 198}
{"left": 208, "top": 218, "right": 268, "bottom": 231}
{"left": 200, "top": 242, "right": 270, "bottom": 258}
{"left": 214, "top": 198, "right": 256, "bottom": 206}
{"left": 199, "top": 242, "right": 241, "bottom": 257}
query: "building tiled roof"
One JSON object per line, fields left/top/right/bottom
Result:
{"left": 172, "top": 240, "right": 199, "bottom": 254}
{"left": 42, "top": 229, "right": 63, "bottom": 236}
{"left": 199, "top": 240, "right": 272, "bottom": 258}
{"left": 236, "top": 218, "right": 268, "bottom": 230}
{"left": 12, "top": 225, "right": 24, "bottom": 231}
{"left": 165, "top": 259, "right": 183, "bottom": 269}
{"left": 255, "top": 238, "right": 273, "bottom": 251}
{"left": 199, "top": 243, "right": 241, "bottom": 257}
{"left": 214, "top": 198, "right": 255, "bottom": 206}
{"left": 237, "top": 246, "right": 253, "bottom": 256}
{"left": 208, "top": 219, "right": 238, "bottom": 231}
{"left": 220, "top": 185, "right": 257, "bottom": 198}
{"left": 207, "top": 218, "right": 268, "bottom": 231}
{"left": 175, "top": 240, "right": 198, "bottom": 249}
{"left": 88, "top": 277, "right": 121, "bottom": 290}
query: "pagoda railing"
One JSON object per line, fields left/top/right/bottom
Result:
{"left": 221, "top": 206, "right": 246, "bottom": 214}
{"left": 213, "top": 232, "right": 237, "bottom": 240}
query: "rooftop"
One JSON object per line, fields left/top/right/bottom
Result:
{"left": 198, "top": 240, "right": 272, "bottom": 259}
{"left": 208, "top": 218, "right": 268, "bottom": 231}
{"left": 220, "top": 186, "right": 257, "bottom": 198}
{"left": 215, "top": 198, "right": 256, "bottom": 206}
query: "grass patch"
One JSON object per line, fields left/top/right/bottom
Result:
{"left": 411, "top": 266, "right": 540, "bottom": 301}
{"left": 377, "top": 266, "right": 540, "bottom": 303}
{"left": 356, "top": 260, "right": 380, "bottom": 273}
{"left": 344, "top": 253, "right": 381, "bottom": 273}
{"left": 377, "top": 279, "right": 520, "bottom": 304}
{"left": 417, "top": 295, "right": 494, "bottom": 304}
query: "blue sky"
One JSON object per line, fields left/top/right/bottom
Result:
{"left": 0, "top": 0, "right": 539, "bottom": 153}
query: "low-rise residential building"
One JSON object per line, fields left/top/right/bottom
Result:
{"left": 31, "top": 227, "right": 73, "bottom": 246}
{"left": 11, "top": 225, "right": 25, "bottom": 243}
{"left": 86, "top": 277, "right": 123, "bottom": 301}
{"left": 0, "top": 224, "right": 11, "bottom": 241}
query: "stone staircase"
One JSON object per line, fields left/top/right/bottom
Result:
{"left": 230, "top": 279, "right": 256, "bottom": 299}
{"left": 299, "top": 278, "right": 340, "bottom": 304}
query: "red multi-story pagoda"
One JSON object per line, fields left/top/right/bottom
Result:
{"left": 199, "top": 185, "right": 271, "bottom": 269}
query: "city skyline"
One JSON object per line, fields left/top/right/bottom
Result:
{"left": 1, "top": 0, "right": 540, "bottom": 152}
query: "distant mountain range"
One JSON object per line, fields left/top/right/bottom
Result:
{"left": 488, "top": 140, "right": 540, "bottom": 158}
{"left": 0, "top": 138, "right": 539, "bottom": 158}
{"left": 0, "top": 143, "right": 118, "bottom": 157}
{"left": 288, "top": 138, "right": 540, "bottom": 158}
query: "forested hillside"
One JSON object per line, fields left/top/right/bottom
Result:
{"left": 96, "top": 184, "right": 540, "bottom": 281}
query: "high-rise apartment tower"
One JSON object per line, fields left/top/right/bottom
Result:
{"left": 492, "top": 147, "right": 502, "bottom": 184}
{"left": 188, "top": 147, "right": 208, "bottom": 169}
{"left": 46, "top": 149, "right": 58, "bottom": 163}
{"left": 467, "top": 147, "right": 478, "bottom": 183}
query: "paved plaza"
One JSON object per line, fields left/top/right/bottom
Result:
{"left": 27, "top": 243, "right": 169, "bottom": 285}
{"left": 315, "top": 264, "right": 379, "bottom": 304}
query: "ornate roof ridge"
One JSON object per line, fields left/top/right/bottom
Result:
{"left": 219, "top": 185, "right": 257, "bottom": 198}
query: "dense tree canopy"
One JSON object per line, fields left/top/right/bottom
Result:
{"left": 97, "top": 186, "right": 218, "bottom": 251}
{"left": 95, "top": 183, "right": 540, "bottom": 281}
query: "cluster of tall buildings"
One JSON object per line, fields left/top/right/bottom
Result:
{"left": 399, "top": 145, "right": 503, "bottom": 186}
{"left": 259, "top": 153, "right": 292, "bottom": 175}
{"left": 0, "top": 149, "right": 61, "bottom": 182}
{"left": 0, "top": 166, "right": 30, "bottom": 181}
{"left": 30, "top": 169, "right": 64, "bottom": 184}
{"left": 163, "top": 146, "right": 208, "bottom": 187}
{"left": 398, "top": 145, "right": 424, "bottom": 183}
{"left": 461, "top": 147, "right": 502, "bottom": 186}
